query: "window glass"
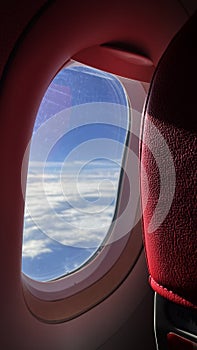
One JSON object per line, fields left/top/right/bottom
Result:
{"left": 22, "top": 63, "right": 129, "bottom": 281}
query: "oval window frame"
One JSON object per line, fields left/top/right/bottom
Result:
{"left": 22, "top": 69, "right": 147, "bottom": 323}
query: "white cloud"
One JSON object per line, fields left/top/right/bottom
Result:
{"left": 22, "top": 239, "right": 52, "bottom": 259}
{"left": 23, "top": 161, "right": 120, "bottom": 258}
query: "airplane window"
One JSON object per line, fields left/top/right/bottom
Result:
{"left": 22, "top": 62, "right": 129, "bottom": 282}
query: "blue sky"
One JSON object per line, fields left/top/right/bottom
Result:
{"left": 22, "top": 64, "right": 129, "bottom": 282}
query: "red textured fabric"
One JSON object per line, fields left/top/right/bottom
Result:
{"left": 140, "top": 11, "right": 197, "bottom": 307}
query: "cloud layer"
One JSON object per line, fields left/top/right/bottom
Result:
{"left": 22, "top": 160, "right": 121, "bottom": 280}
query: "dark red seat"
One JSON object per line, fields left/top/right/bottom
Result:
{"left": 140, "top": 10, "right": 197, "bottom": 350}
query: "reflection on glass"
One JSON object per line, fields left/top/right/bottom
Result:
{"left": 22, "top": 63, "right": 129, "bottom": 281}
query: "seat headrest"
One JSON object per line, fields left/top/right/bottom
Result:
{"left": 141, "top": 10, "right": 197, "bottom": 308}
